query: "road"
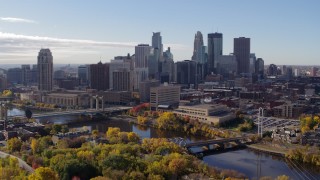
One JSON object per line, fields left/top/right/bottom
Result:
{"left": 0, "top": 151, "right": 34, "bottom": 173}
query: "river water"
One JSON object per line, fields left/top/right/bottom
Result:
{"left": 8, "top": 109, "right": 320, "bottom": 179}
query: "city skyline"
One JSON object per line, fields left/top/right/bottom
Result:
{"left": 0, "top": 0, "right": 319, "bottom": 65}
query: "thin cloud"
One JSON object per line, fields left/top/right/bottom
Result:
{"left": 0, "top": 31, "right": 188, "bottom": 63}
{"left": 0, "top": 17, "right": 38, "bottom": 23}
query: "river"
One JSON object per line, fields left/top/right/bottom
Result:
{"left": 8, "top": 108, "right": 320, "bottom": 179}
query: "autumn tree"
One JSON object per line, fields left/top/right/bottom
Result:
{"left": 7, "top": 137, "right": 22, "bottom": 152}
{"left": 137, "top": 115, "right": 149, "bottom": 125}
{"left": 28, "top": 167, "right": 58, "bottom": 180}
{"left": 92, "top": 130, "right": 99, "bottom": 139}
{"left": 127, "top": 132, "right": 140, "bottom": 143}
{"left": 156, "top": 112, "right": 179, "bottom": 130}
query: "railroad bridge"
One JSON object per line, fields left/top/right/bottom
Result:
{"left": 168, "top": 136, "right": 251, "bottom": 156}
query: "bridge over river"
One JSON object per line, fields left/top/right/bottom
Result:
{"left": 169, "top": 136, "right": 252, "bottom": 156}
{"left": 8, "top": 106, "right": 131, "bottom": 120}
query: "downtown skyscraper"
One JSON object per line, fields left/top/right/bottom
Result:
{"left": 192, "top": 31, "right": 204, "bottom": 64}
{"left": 37, "top": 49, "right": 53, "bottom": 91}
{"left": 134, "top": 44, "right": 152, "bottom": 90}
{"left": 234, "top": 37, "right": 250, "bottom": 74}
{"left": 207, "top": 33, "right": 223, "bottom": 74}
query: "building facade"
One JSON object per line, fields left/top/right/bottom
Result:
{"left": 38, "top": 49, "right": 53, "bottom": 91}
{"left": 234, "top": 37, "right": 250, "bottom": 74}
{"left": 90, "top": 62, "right": 109, "bottom": 91}
{"left": 207, "top": 33, "right": 223, "bottom": 74}
{"left": 150, "top": 84, "right": 180, "bottom": 110}
{"left": 216, "top": 55, "right": 237, "bottom": 79}
{"left": 134, "top": 44, "right": 152, "bottom": 90}
{"left": 139, "top": 80, "right": 160, "bottom": 103}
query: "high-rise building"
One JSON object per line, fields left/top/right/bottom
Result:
{"left": 90, "top": 62, "right": 109, "bottom": 91}
{"left": 78, "top": 65, "right": 89, "bottom": 85}
{"left": 113, "top": 68, "right": 131, "bottom": 91}
{"left": 152, "top": 32, "right": 163, "bottom": 61}
{"left": 160, "top": 47, "right": 174, "bottom": 83}
{"left": 234, "top": 37, "right": 250, "bottom": 74}
{"left": 148, "top": 48, "right": 158, "bottom": 79}
{"left": 249, "top": 53, "right": 256, "bottom": 74}
{"left": 255, "top": 58, "right": 264, "bottom": 79}
{"left": 175, "top": 60, "right": 197, "bottom": 88}
{"left": 7, "top": 68, "right": 22, "bottom": 84}
{"left": 268, "top": 64, "right": 278, "bottom": 76}
{"left": 216, "top": 55, "right": 237, "bottom": 79}
{"left": 207, "top": 33, "right": 223, "bottom": 74}
{"left": 139, "top": 80, "right": 160, "bottom": 103}
{"left": 109, "top": 56, "right": 132, "bottom": 90}
{"left": 0, "top": 75, "right": 7, "bottom": 91}
{"left": 134, "top": 44, "right": 152, "bottom": 90}
{"left": 30, "top": 65, "right": 38, "bottom": 84}
{"left": 192, "top": 31, "right": 204, "bottom": 63}
{"left": 37, "top": 49, "right": 53, "bottom": 91}
{"left": 21, "top": 65, "right": 31, "bottom": 86}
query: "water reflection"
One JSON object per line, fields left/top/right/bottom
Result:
{"left": 9, "top": 108, "right": 320, "bottom": 179}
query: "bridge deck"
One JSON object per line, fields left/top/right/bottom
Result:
{"left": 185, "top": 137, "right": 246, "bottom": 148}
{"left": 8, "top": 107, "right": 131, "bottom": 119}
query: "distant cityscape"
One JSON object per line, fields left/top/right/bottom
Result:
{"left": 1, "top": 31, "right": 320, "bottom": 179}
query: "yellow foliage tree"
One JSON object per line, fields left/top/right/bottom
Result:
{"left": 127, "top": 132, "right": 140, "bottom": 143}
{"left": 156, "top": 112, "right": 178, "bottom": 129}
{"left": 137, "top": 116, "right": 149, "bottom": 125}
{"left": 7, "top": 137, "right": 22, "bottom": 152}
{"left": 28, "top": 167, "right": 58, "bottom": 180}
{"left": 31, "top": 138, "right": 40, "bottom": 154}
{"left": 106, "top": 127, "right": 120, "bottom": 139}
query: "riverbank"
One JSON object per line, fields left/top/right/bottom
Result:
{"left": 246, "top": 144, "right": 286, "bottom": 157}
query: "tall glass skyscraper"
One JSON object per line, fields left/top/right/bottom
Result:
{"left": 207, "top": 33, "right": 223, "bottom": 74}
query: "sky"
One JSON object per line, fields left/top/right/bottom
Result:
{"left": 0, "top": 0, "right": 319, "bottom": 65}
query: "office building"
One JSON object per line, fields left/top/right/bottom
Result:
{"left": 152, "top": 32, "right": 163, "bottom": 61}
{"left": 207, "top": 33, "right": 223, "bottom": 74}
{"left": 249, "top": 53, "right": 256, "bottom": 74}
{"left": 109, "top": 56, "right": 132, "bottom": 90}
{"left": 38, "top": 49, "right": 53, "bottom": 91}
{"left": 21, "top": 65, "right": 31, "bottom": 86}
{"left": 134, "top": 44, "right": 152, "bottom": 90}
{"left": 234, "top": 37, "right": 250, "bottom": 74}
{"left": 7, "top": 68, "right": 22, "bottom": 84}
{"left": 90, "top": 62, "right": 109, "bottom": 91}
{"left": 150, "top": 84, "right": 180, "bottom": 110}
{"left": 255, "top": 58, "right": 264, "bottom": 77}
{"left": 175, "top": 60, "right": 197, "bottom": 88}
{"left": 139, "top": 80, "right": 160, "bottom": 103}
{"left": 160, "top": 47, "right": 174, "bottom": 83}
{"left": 78, "top": 65, "right": 89, "bottom": 85}
{"left": 113, "top": 69, "right": 131, "bottom": 91}
{"left": 173, "top": 104, "right": 235, "bottom": 125}
{"left": 216, "top": 55, "right": 237, "bottom": 79}
{"left": 30, "top": 65, "right": 38, "bottom": 84}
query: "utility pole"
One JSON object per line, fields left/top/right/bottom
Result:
{"left": 258, "top": 107, "right": 264, "bottom": 137}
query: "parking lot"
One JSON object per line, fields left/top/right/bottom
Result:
{"left": 253, "top": 117, "right": 300, "bottom": 131}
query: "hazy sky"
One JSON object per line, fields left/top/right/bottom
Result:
{"left": 0, "top": 0, "right": 319, "bottom": 65}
